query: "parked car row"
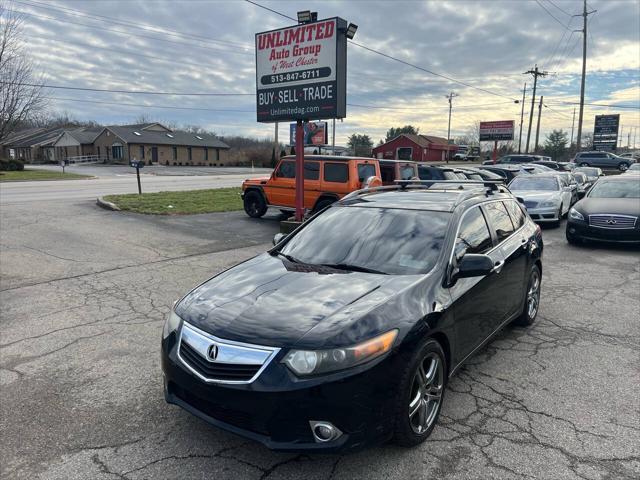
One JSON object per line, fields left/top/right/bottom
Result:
{"left": 571, "top": 151, "right": 637, "bottom": 172}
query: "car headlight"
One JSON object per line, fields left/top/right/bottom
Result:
{"left": 283, "top": 330, "right": 398, "bottom": 376}
{"left": 162, "top": 309, "right": 183, "bottom": 339}
{"left": 539, "top": 200, "right": 559, "bottom": 208}
{"left": 569, "top": 208, "right": 584, "bottom": 221}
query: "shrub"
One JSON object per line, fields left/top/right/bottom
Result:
{"left": 0, "top": 158, "right": 25, "bottom": 171}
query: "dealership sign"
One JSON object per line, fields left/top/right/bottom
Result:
{"left": 593, "top": 114, "right": 620, "bottom": 151}
{"left": 289, "top": 121, "right": 328, "bottom": 146}
{"left": 479, "top": 120, "right": 515, "bottom": 141}
{"left": 255, "top": 17, "right": 347, "bottom": 123}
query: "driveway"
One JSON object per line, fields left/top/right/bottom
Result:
{"left": 1, "top": 199, "right": 639, "bottom": 479}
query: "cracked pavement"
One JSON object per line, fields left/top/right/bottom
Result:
{"left": 1, "top": 197, "right": 639, "bottom": 479}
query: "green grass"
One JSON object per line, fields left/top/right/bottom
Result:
{"left": 103, "top": 188, "right": 243, "bottom": 215}
{"left": 0, "top": 169, "right": 93, "bottom": 182}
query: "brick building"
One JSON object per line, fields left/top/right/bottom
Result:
{"left": 372, "top": 134, "right": 457, "bottom": 162}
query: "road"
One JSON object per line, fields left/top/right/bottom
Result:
{"left": 0, "top": 172, "right": 267, "bottom": 204}
{"left": 1, "top": 196, "right": 639, "bottom": 480}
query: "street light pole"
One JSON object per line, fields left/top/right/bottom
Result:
{"left": 518, "top": 82, "right": 526, "bottom": 153}
{"left": 445, "top": 92, "right": 458, "bottom": 164}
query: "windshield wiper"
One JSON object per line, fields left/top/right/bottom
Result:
{"left": 320, "top": 263, "right": 388, "bottom": 275}
{"left": 272, "top": 251, "right": 302, "bottom": 264}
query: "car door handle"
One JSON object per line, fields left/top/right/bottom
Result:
{"left": 491, "top": 260, "right": 505, "bottom": 273}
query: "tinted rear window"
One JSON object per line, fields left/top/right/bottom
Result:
{"left": 324, "top": 163, "right": 348, "bottom": 183}
{"left": 304, "top": 161, "right": 319, "bottom": 180}
{"left": 485, "top": 202, "right": 516, "bottom": 243}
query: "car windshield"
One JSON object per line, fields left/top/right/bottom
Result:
{"left": 588, "top": 180, "right": 640, "bottom": 198}
{"left": 280, "top": 206, "right": 450, "bottom": 275}
{"left": 574, "top": 174, "right": 586, "bottom": 185}
{"left": 509, "top": 177, "right": 559, "bottom": 191}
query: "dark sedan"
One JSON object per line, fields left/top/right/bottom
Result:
{"left": 480, "top": 165, "right": 525, "bottom": 182}
{"left": 162, "top": 182, "right": 543, "bottom": 452}
{"left": 566, "top": 175, "right": 640, "bottom": 244}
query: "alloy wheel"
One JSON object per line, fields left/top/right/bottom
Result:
{"left": 527, "top": 270, "right": 541, "bottom": 319}
{"left": 619, "top": 163, "right": 628, "bottom": 172}
{"left": 408, "top": 352, "right": 444, "bottom": 434}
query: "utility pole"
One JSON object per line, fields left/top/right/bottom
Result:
{"left": 524, "top": 65, "right": 547, "bottom": 153}
{"left": 618, "top": 126, "right": 623, "bottom": 149}
{"left": 570, "top": 108, "right": 576, "bottom": 148}
{"left": 535, "top": 96, "right": 543, "bottom": 153}
{"left": 445, "top": 92, "right": 458, "bottom": 163}
{"left": 575, "top": 0, "right": 597, "bottom": 152}
{"left": 274, "top": 123, "right": 279, "bottom": 161}
{"left": 518, "top": 83, "right": 527, "bottom": 153}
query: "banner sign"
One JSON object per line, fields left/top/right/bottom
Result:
{"left": 593, "top": 114, "right": 620, "bottom": 151}
{"left": 479, "top": 120, "right": 515, "bottom": 141}
{"left": 255, "top": 17, "right": 347, "bottom": 123}
{"left": 289, "top": 121, "right": 328, "bottom": 146}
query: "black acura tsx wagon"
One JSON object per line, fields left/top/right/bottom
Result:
{"left": 161, "top": 181, "right": 544, "bottom": 453}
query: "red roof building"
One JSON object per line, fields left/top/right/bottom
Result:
{"left": 372, "top": 134, "right": 457, "bottom": 162}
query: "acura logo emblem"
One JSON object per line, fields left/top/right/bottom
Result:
{"left": 606, "top": 218, "right": 617, "bottom": 225}
{"left": 207, "top": 344, "right": 219, "bottom": 361}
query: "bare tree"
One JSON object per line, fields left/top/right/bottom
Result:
{"left": 1, "top": 2, "right": 47, "bottom": 142}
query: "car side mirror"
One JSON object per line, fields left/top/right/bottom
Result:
{"left": 457, "top": 254, "right": 494, "bottom": 279}
{"left": 272, "top": 233, "right": 287, "bottom": 246}
{"left": 516, "top": 196, "right": 525, "bottom": 205}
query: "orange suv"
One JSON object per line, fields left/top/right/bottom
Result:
{"left": 241, "top": 156, "right": 384, "bottom": 218}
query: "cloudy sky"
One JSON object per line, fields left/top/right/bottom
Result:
{"left": 14, "top": 0, "right": 640, "bottom": 146}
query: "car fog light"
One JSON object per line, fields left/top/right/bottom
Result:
{"left": 309, "top": 421, "right": 342, "bottom": 442}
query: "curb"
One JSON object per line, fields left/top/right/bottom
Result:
{"left": 96, "top": 197, "right": 120, "bottom": 211}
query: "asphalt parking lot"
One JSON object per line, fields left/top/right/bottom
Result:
{"left": 1, "top": 197, "right": 639, "bottom": 479}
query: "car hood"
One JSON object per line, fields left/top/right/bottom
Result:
{"left": 574, "top": 197, "right": 640, "bottom": 217}
{"left": 175, "top": 253, "right": 417, "bottom": 348}
{"left": 511, "top": 190, "right": 561, "bottom": 202}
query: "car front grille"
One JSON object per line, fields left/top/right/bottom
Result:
{"left": 589, "top": 214, "right": 637, "bottom": 229}
{"left": 179, "top": 342, "right": 261, "bottom": 381}
{"left": 177, "top": 322, "right": 279, "bottom": 384}
{"left": 524, "top": 200, "right": 538, "bottom": 208}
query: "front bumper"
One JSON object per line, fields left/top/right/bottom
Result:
{"left": 161, "top": 331, "right": 399, "bottom": 453}
{"left": 527, "top": 206, "right": 561, "bottom": 223}
{"left": 566, "top": 219, "right": 640, "bottom": 244}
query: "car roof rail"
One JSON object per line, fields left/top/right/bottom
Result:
{"left": 393, "top": 179, "right": 504, "bottom": 191}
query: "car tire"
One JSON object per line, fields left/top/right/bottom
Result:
{"left": 618, "top": 162, "right": 629, "bottom": 172}
{"left": 312, "top": 198, "right": 335, "bottom": 214}
{"left": 392, "top": 339, "right": 446, "bottom": 447}
{"left": 243, "top": 190, "right": 267, "bottom": 218}
{"left": 512, "top": 265, "right": 541, "bottom": 327}
{"left": 553, "top": 205, "right": 563, "bottom": 227}
{"left": 580, "top": 162, "right": 589, "bottom": 167}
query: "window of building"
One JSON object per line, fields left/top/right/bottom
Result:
{"left": 187, "top": 147, "right": 192, "bottom": 161}
{"left": 139, "top": 146, "right": 145, "bottom": 159}
{"left": 397, "top": 147, "right": 413, "bottom": 160}
{"left": 275, "top": 160, "right": 295, "bottom": 178}
{"left": 454, "top": 206, "right": 493, "bottom": 260}
{"left": 166, "top": 133, "right": 174, "bottom": 138}
{"left": 484, "top": 202, "right": 516, "bottom": 243}
{"left": 504, "top": 200, "right": 526, "bottom": 229}
{"left": 133, "top": 131, "right": 141, "bottom": 136}
{"left": 112, "top": 143, "right": 123, "bottom": 160}
{"left": 324, "top": 163, "right": 349, "bottom": 183}
{"left": 216, "top": 149, "right": 220, "bottom": 161}
{"left": 204, "top": 148, "right": 209, "bottom": 162}
{"left": 380, "top": 165, "right": 395, "bottom": 183}
{"left": 304, "top": 161, "right": 320, "bottom": 180}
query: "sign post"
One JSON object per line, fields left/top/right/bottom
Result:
{"left": 255, "top": 15, "right": 348, "bottom": 222}
{"left": 130, "top": 159, "right": 144, "bottom": 194}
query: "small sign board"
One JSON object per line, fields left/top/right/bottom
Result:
{"left": 593, "top": 114, "right": 620, "bottom": 152}
{"left": 479, "top": 120, "right": 515, "bottom": 142}
{"left": 255, "top": 17, "right": 347, "bottom": 123}
{"left": 289, "top": 121, "right": 328, "bottom": 146}
{"left": 130, "top": 160, "right": 145, "bottom": 169}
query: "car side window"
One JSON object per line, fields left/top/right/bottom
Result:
{"left": 454, "top": 207, "right": 493, "bottom": 260}
{"left": 504, "top": 200, "right": 526, "bottom": 229}
{"left": 275, "top": 161, "right": 295, "bottom": 178}
{"left": 304, "top": 161, "right": 319, "bottom": 180}
{"left": 357, "top": 163, "right": 376, "bottom": 182}
{"left": 324, "top": 163, "right": 348, "bottom": 183}
{"left": 484, "top": 202, "right": 516, "bottom": 243}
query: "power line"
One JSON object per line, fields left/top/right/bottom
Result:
{"left": 534, "top": 0, "right": 572, "bottom": 30}
{"left": 48, "top": 97, "right": 255, "bottom": 113}
{"left": 245, "top": 0, "right": 518, "bottom": 101}
{"left": 14, "top": 0, "right": 254, "bottom": 50}
{"left": 546, "top": 101, "right": 640, "bottom": 109}
{"left": 544, "top": 0, "right": 574, "bottom": 17}
{"left": 3, "top": 81, "right": 253, "bottom": 96}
